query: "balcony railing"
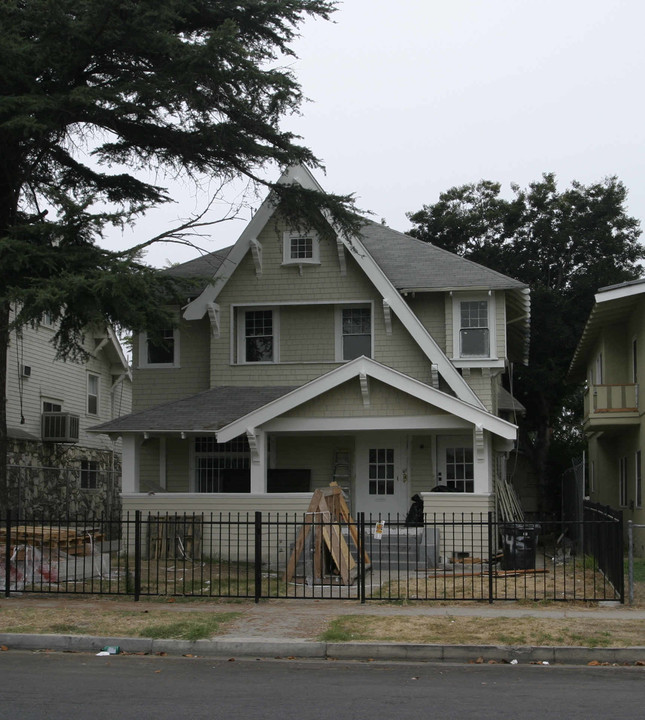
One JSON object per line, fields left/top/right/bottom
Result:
{"left": 585, "top": 383, "right": 639, "bottom": 419}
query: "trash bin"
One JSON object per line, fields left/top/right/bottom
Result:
{"left": 500, "top": 523, "right": 539, "bottom": 570}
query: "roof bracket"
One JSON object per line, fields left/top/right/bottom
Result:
{"left": 206, "top": 302, "right": 221, "bottom": 338}
{"left": 250, "top": 238, "right": 263, "bottom": 277}
{"left": 359, "top": 372, "right": 370, "bottom": 407}
{"left": 475, "top": 425, "right": 485, "bottom": 463}
{"left": 246, "top": 428, "right": 260, "bottom": 464}
{"left": 382, "top": 300, "right": 392, "bottom": 335}
{"left": 431, "top": 363, "right": 439, "bottom": 389}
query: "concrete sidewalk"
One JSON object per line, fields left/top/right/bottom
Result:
{"left": 1, "top": 597, "right": 644, "bottom": 666}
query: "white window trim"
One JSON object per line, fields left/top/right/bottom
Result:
{"left": 42, "top": 397, "right": 63, "bottom": 413}
{"left": 282, "top": 231, "right": 320, "bottom": 266}
{"left": 235, "top": 306, "right": 280, "bottom": 364}
{"left": 138, "top": 328, "right": 180, "bottom": 369}
{"left": 451, "top": 292, "right": 499, "bottom": 366}
{"left": 87, "top": 372, "right": 100, "bottom": 416}
{"left": 334, "top": 302, "right": 373, "bottom": 362}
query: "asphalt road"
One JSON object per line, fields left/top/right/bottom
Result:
{"left": 0, "top": 652, "right": 643, "bottom": 720}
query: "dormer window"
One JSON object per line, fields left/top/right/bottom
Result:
{"left": 283, "top": 232, "right": 319, "bottom": 265}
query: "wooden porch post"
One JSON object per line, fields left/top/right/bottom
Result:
{"left": 122, "top": 435, "right": 140, "bottom": 493}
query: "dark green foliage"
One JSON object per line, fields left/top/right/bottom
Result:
{"left": 0, "top": 1, "right": 360, "bottom": 505}
{"left": 408, "top": 174, "right": 643, "bottom": 506}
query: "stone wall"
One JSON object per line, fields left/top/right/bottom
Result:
{"left": 6, "top": 437, "right": 121, "bottom": 520}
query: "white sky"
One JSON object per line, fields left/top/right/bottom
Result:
{"left": 103, "top": 0, "right": 645, "bottom": 268}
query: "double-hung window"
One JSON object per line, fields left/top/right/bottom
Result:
{"left": 452, "top": 294, "right": 496, "bottom": 362}
{"left": 460, "top": 300, "right": 489, "bottom": 357}
{"left": 340, "top": 306, "right": 371, "bottom": 360}
{"left": 242, "top": 309, "right": 275, "bottom": 363}
{"left": 87, "top": 373, "right": 99, "bottom": 415}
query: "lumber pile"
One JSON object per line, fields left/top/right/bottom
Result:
{"left": 0, "top": 525, "right": 104, "bottom": 556}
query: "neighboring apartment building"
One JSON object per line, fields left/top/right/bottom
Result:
{"left": 93, "top": 166, "right": 530, "bottom": 522}
{"left": 569, "top": 279, "right": 645, "bottom": 556}
{"left": 6, "top": 314, "right": 132, "bottom": 517}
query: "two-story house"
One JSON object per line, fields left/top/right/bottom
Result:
{"left": 6, "top": 315, "right": 132, "bottom": 517}
{"left": 93, "top": 166, "right": 530, "bottom": 523}
{"left": 569, "top": 278, "right": 645, "bottom": 555}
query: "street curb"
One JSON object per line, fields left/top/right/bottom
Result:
{"left": 1, "top": 633, "right": 645, "bottom": 665}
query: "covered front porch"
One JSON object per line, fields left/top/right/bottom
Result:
{"left": 100, "top": 357, "right": 517, "bottom": 520}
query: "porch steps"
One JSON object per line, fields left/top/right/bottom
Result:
{"left": 365, "top": 527, "right": 440, "bottom": 571}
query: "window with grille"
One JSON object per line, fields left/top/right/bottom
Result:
{"left": 341, "top": 307, "right": 371, "bottom": 360}
{"left": 368, "top": 448, "right": 395, "bottom": 495}
{"left": 445, "top": 446, "right": 474, "bottom": 493}
{"left": 194, "top": 436, "right": 250, "bottom": 493}
{"left": 283, "top": 232, "right": 319, "bottom": 264}
{"left": 459, "top": 300, "right": 489, "bottom": 357}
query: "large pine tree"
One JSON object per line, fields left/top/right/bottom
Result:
{"left": 0, "top": 0, "right": 359, "bottom": 507}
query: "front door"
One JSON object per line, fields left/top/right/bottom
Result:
{"left": 355, "top": 434, "right": 409, "bottom": 518}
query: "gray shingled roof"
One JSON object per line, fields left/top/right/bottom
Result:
{"left": 162, "top": 245, "right": 234, "bottom": 291}
{"left": 165, "top": 223, "right": 525, "bottom": 295}
{"left": 90, "top": 385, "right": 296, "bottom": 434}
{"left": 497, "top": 386, "right": 525, "bottom": 414}
{"left": 360, "top": 221, "right": 526, "bottom": 292}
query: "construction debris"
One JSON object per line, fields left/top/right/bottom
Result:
{"left": 284, "top": 482, "right": 370, "bottom": 586}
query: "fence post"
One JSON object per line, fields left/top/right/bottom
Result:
{"left": 359, "top": 512, "right": 366, "bottom": 604}
{"left": 4, "top": 511, "right": 11, "bottom": 598}
{"left": 618, "top": 510, "right": 625, "bottom": 603}
{"left": 134, "top": 510, "right": 142, "bottom": 602}
{"left": 487, "top": 511, "right": 494, "bottom": 604}
{"left": 254, "top": 511, "right": 262, "bottom": 604}
{"left": 628, "top": 521, "right": 634, "bottom": 606}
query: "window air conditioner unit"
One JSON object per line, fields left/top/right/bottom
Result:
{"left": 42, "top": 412, "right": 80, "bottom": 443}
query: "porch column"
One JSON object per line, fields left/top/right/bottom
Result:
{"left": 121, "top": 435, "right": 140, "bottom": 493}
{"left": 472, "top": 426, "right": 491, "bottom": 494}
{"left": 158, "top": 437, "right": 167, "bottom": 490}
{"left": 247, "top": 428, "right": 267, "bottom": 494}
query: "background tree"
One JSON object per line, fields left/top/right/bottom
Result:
{"left": 408, "top": 174, "right": 643, "bottom": 510}
{"left": 0, "top": 0, "right": 360, "bottom": 508}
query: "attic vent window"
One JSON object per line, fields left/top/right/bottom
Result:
{"left": 283, "top": 232, "right": 319, "bottom": 265}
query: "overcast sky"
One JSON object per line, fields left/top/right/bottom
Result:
{"left": 106, "top": 0, "right": 645, "bottom": 268}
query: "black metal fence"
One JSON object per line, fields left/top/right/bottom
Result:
{"left": 1, "top": 507, "right": 624, "bottom": 603}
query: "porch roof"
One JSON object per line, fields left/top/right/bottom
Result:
{"left": 89, "top": 385, "right": 296, "bottom": 434}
